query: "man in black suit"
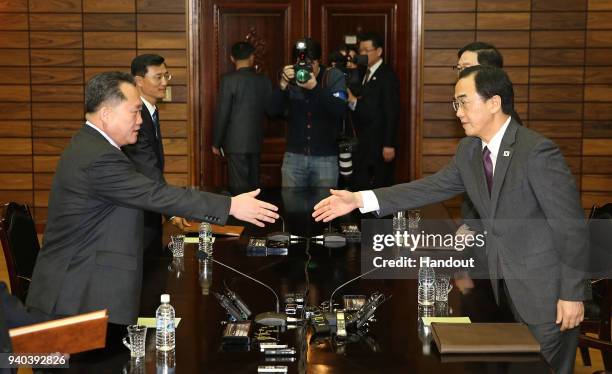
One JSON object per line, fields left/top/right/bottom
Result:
{"left": 123, "top": 54, "right": 189, "bottom": 256}
{"left": 347, "top": 32, "right": 400, "bottom": 189}
{"left": 213, "top": 42, "right": 272, "bottom": 194}
{"left": 26, "top": 72, "right": 278, "bottom": 326}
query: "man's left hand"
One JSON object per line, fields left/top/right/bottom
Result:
{"left": 556, "top": 299, "right": 584, "bottom": 331}
{"left": 297, "top": 73, "right": 317, "bottom": 90}
{"left": 170, "top": 216, "right": 192, "bottom": 231}
{"left": 383, "top": 147, "right": 395, "bottom": 162}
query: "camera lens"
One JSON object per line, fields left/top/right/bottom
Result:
{"left": 295, "top": 68, "right": 310, "bottom": 84}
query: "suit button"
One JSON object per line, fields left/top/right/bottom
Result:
{"left": 307, "top": 124, "right": 311, "bottom": 129}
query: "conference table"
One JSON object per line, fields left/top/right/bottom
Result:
{"left": 66, "top": 188, "right": 550, "bottom": 373}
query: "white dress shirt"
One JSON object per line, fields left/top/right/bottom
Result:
{"left": 86, "top": 120, "right": 120, "bottom": 150}
{"left": 141, "top": 96, "right": 156, "bottom": 118}
{"left": 359, "top": 116, "right": 512, "bottom": 213}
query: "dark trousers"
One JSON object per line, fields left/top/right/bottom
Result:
{"left": 351, "top": 150, "right": 394, "bottom": 190}
{"left": 499, "top": 280, "right": 579, "bottom": 374}
{"left": 143, "top": 211, "right": 163, "bottom": 256}
{"left": 227, "top": 153, "right": 260, "bottom": 195}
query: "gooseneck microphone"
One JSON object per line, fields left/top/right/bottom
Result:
{"left": 197, "top": 250, "right": 280, "bottom": 313}
{"left": 197, "top": 251, "right": 288, "bottom": 326}
{"left": 328, "top": 267, "right": 380, "bottom": 312}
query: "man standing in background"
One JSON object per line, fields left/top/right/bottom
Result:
{"left": 124, "top": 54, "right": 190, "bottom": 255}
{"left": 213, "top": 42, "right": 272, "bottom": 194}
{"left": 348, "top": 32, "right": 400, "bottom": 190}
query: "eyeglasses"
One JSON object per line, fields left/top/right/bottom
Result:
{"left": 452, "top": 98, "right": 471, "bottom": 112}
{"left": 146, "top": 73, "right": 172, "bottom": 83}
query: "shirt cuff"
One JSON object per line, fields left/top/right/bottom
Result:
{"left": 358, "top": 190, "right": 380, "bottom": 214}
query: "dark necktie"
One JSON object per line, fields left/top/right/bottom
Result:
{"left": 483, "top": 146, "right": 493, "bottom": 194}
{"left": 152, "top": 109, "right": 160, "bottom": 139}
{"left": 363, "top": 68, "right": 371, "bottom": 85}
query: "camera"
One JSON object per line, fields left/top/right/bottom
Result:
{"left": 328, "top": 46, "right": 368, "bottom": 94}
{"left": 293, "top": 39, "right": 313, "bottom": 84}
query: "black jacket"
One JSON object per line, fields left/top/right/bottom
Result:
{"left": 352, "top": 63, "right": 400, "bottom": 157}
{"left": 267, "top": 68, "right": 346, "bottom": 156}
{"left": 123, "top": 105, "right": 166, "bottom": 253}
{"left": 213, "top": 67, "right": 272, "bottom": 154}
{"left": 27, "top": 125, "right": 230, "bottom": 324}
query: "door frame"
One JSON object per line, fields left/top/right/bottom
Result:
{"left": 186, "top": 0, "right": 424, "bottom": 186}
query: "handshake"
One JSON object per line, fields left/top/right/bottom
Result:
{"left": 230, "top": 188, "right": 362, "bottom": 227}
{"left": 182, "top": 188, "right": 361, "bottom": 229}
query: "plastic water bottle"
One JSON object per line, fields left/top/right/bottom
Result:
{"left": 198, "top": 222, "right": 213, "bottom": 256}
{"left": 155, "top": 294, "right": 175, "bottom": 351}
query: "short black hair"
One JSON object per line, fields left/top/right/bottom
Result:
{"left": 459, "top": 65, "right": 514, "bottom": 115}
{"left": 231, "top": 42, "right": 255, "bottom": 60}
{"left": 293, "top": 38, "right": 322, "bottom": 61}
{"left": 85, "top": 71, "right": 135, "bottom": 114}
{"left": 358, "top": 32, "right": 384, "bottom": 50}
{"left": 131, "top": 54, "right": 165, "bottom": 77}
{"left": 458, "top": 42, "right": 503, "bottom": 68}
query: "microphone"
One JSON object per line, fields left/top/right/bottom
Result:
{"left": 328, "top": 267, "right": 380, "bottom": 312}
{"left": 196, "top": 251, "right": 286, "bottom": 326}
{"left": 266, "top": 215, "right": 303, "bottom": 242}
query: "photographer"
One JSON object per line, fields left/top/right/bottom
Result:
{"left": 267, "top": 38, "right": 347, "bottom": 188}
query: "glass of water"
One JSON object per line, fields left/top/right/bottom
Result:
{"left": 435, "top": 273, "right": 453, "bottom": 302}
{"left": 408, "top": 209, "right": 421, "bottom": 230}
{"left": 170, "top": 234, "right": 185, "bottom": 258}
{"left": 122, "top": 325, "right": 147, "bottom": 358}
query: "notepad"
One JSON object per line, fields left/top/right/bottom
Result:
{"left": 137, "top": 317, "right": 181, "bottom": 328}
{"left": 184, "top": 237, "right": 216, "bottom": 244}
{"left": 422, "top": 316, "right": 471, "bottom": 326}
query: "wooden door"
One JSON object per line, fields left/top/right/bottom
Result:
{"left": 197, "top": 0, "right": 415, "bottom": 188}
{"left": 199, "top": 0, "right": 305, "bottom": 187}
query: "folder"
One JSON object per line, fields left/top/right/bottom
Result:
{"left": 9, "top": 310, "right": 108, "bottom": 354}
{"left": 431, "top": 323, "right": 540, "bottom": 354}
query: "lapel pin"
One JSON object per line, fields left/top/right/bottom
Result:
{"left": 503, "top": 151, "right": 510, "bottom": 157}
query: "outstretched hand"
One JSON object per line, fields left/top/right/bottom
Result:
{"left": 230, "top": 189, "right": 279, "bottom": 227}
{"left": 312, "top": 189, "right": 362, "bottom": 222}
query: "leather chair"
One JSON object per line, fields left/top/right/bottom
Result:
{"left": 0, "top": 202, "right": 40, "bottom": 303}
{"left": 579, "top": 203, "right": 612, "bottom": 372}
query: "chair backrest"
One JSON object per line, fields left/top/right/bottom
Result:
{"left": 0, "top": 202, "right": 40, "bottom": 303}
{"left": 589, "top": 203, "right": 612, "bottom": 278}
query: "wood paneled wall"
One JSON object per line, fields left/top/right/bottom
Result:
{"left": 423, "top": 0, "right": 612, "bottom": 218}
{"left": 0, "top": 0, "right": 190, "bottom": 221}
{"left": 2, "top": 0, "right": 611, "bottom": 222}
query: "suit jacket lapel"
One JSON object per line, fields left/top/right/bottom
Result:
{"left": 469, "top": 137, "right": 491, "bottom": 214}
{"left": 141, "top": 107, "right": 164, "bottom": 170}
{"left": 490, "top": 120, "right": 518, "bottom": 217}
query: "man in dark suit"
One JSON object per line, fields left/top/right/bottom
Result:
{"left": 26, "top": 72, "right": 278, "bottom": 326}
{"left": 213, "top": 42, "right": 272, "bottom": 194}
{"left": 314, "top": 66, "right": 587, "bottom": 374}
{"left": 347, "top": 32, "right": 400, "bottom": 189}
{"left": 123, "top": 54, "right": 189, "bottom": 255}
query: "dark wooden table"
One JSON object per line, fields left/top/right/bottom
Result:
{"left": 66, "top": 188, "right": 550, "bottom": 373}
